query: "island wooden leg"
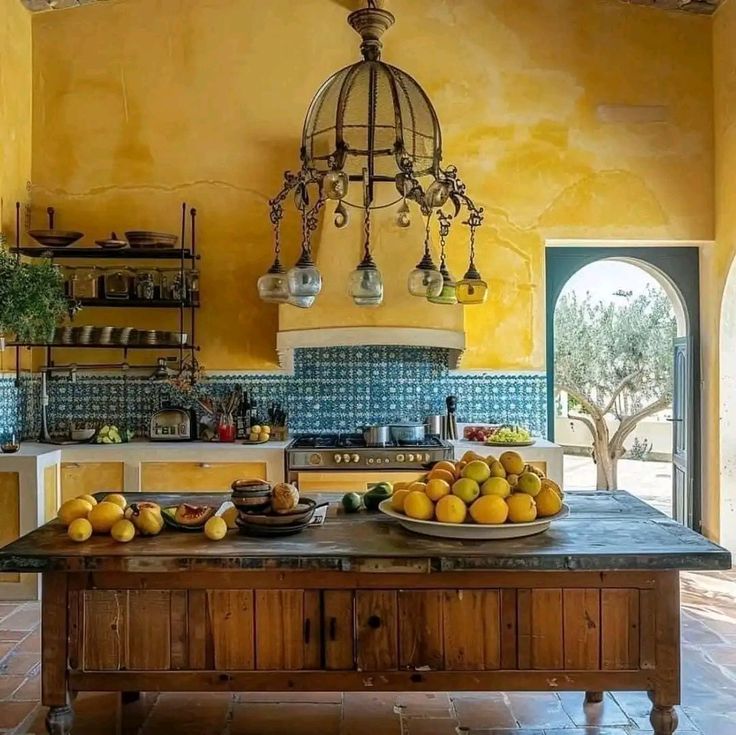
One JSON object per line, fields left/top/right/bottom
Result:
{"left": 650, "top": 703, "right": 679, "bottom": 735}
{"left": 584, "top": 691, "right": 604, "bottom": 704}
{"left": 42, "top": 573, "right": 74, "bottom": 735}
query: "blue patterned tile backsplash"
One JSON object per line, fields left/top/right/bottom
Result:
{"left": 1, "top": 347, "right": 547, "bottom": 439}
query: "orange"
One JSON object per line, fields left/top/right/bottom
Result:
{"left": 427, "top": 468, "right": 455, "bottom": 485}
{"left": 535, "top": 487, "right": 563, "bottom": 517}
{"left": 435, "top": 495, "right": 467, "bottom": 524}
{"left": 506, "top": 493, "right": 537, "bottom": 523}
{"left": 407, "top": 481, "right": 427, "bottom": 494}
{"left": 425, "top": 478, "right": 451, "bottom": 502}
{"left": 391, "top": 488, "right": 410, "bottom": 512}
{"left": 470, "top": 495, "right": 509, "bottom": 524}
{"left": 403, "top": 491, "right": 434, "bottom": 521}
{"left": 432, "top": 460, "right": 457, "bottom": 475}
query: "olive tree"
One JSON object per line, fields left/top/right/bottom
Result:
{"left": 554, "top": 286, "right": 676, "bottom": 490}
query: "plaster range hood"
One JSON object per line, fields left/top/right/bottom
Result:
{"left": 276, "top": 327, "right": 465, "bottom": 373}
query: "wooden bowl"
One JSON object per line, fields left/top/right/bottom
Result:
{"left": 237, "top": 498, "right": 320, "bottom": 528}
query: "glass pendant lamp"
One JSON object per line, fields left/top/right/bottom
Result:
{"left": 350, "top": 207, "right": 383, "bottom": 306}
{"left": 427, "top": 211, "right": 457, "bottom": 304}
{"left": 287, "top": 251, "right": 322, "bottom": 308}
{"left": 456, "top": 212, "right": 487, "bottom": 304}
{"left": 257, "top": 257, "right": 290, "bottom": 303}
{"left": 408, "top": 217, "right": 443, "bottom": 298}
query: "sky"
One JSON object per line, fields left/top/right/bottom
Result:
{"left": 559, "top": 259, "right": 665, "bottom": 304}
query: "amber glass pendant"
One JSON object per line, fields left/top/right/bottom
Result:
{"left": 456, "top": 264, "right": 488, "bottom": 305}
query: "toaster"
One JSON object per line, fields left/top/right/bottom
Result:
{"left": 149, "top": 407, "right": 194, "bottom": 441}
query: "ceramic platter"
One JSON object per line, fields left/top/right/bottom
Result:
{"left": 378, "top": 499, "right": 569, "bottom": 540}
{"left": 484, "top": 439, "right": 536, "bottom": 447}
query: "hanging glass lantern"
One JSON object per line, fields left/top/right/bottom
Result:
{"left": 257, "top": 258, "right": 290, "bottom": 303}
{"left": 350, "top": 206, "right": 383, "bottom": 306}
{"left": 287, "top": 251, "right": 322, "bottom": 308}
{"left": 322, "top": 170, "right": 349, "bottom": 200}
{"left": 428, "top": 260, "right": 457, "bottom": 305}
{"left": 408, "top": 216, "right": 442, "bottom": 297}
{"left": 456, "top": 210, "right": 487, "bottom": 305}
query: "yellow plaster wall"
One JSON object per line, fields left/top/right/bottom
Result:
{"left": 27, "top": 0, "right": 713, "bottom": 371}
{"left": 0, "top": 0, "right": 32, "bottom": 374}
{"left": 704, "top": 0, "right": 736, "bottom": 543}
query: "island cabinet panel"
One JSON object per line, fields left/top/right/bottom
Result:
{"left": 140, "top": 462, "right": 268, "bottom": 492}
{"left": 61, "top": 462, "right": 124, "bottom": 502}
{"left": 398, "top": 590, "right": 444, "bottom": 671}
{"left": 254, "top": 590, "right": 321, "bottom": 670}
{"left": 442, "top": 590, "right": 501, "bottom": 670}
{"left": 563, "top": 589, "right": 601, "bottom": 670}
{"left": 206, "top": 590, "right": 255, "bottom": 670}
{"left": 0, "top": 472, "right": 20, "bottom": 583}
{"left": 323, "top": 590, "right": 355, "bottom": 670}
{"left": 356, "top": 591, "right": 399, "bottom": 671}
{"left": 601, "top": 589, "right": 640, "bottom": 670}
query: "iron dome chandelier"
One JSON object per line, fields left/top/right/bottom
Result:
{"left": 257, "top": 0, "right": 487, "bottom": 308}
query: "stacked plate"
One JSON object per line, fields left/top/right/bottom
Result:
{"left": 125, "top": 231, "right": 178, "bottom": 249}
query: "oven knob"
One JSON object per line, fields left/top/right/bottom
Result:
{"left": 423, "top": 453, "right": 431, "bottom": 462}
{"left": 396, "top": 453, "right": 405, "bottom": 462}
{"left": 351, "top": 454, "right": 360, "bottom": 463}
{"left": 309, "top": 453, "right": 323, "bottom": 466}
{"left": 368, "top": 457, "right": 374, "bottom": 464}
{"left": 334, "top": 453, "right": 342, "bottom": 463}
{"left": 407, "top": 453, "right": 415, "bottom": 462}
{"left": 343, "top": 453, "right": 351, "bottom": 463}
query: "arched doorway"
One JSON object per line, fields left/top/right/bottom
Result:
{"left": 719, "top": 260, "right": 736, "bottom": 550}
{"left": 546, "top": 246, "right": 701, "bottom": 529}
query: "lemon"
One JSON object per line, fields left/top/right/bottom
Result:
{"left": 427, "top": 468, "right": 456, "bottom": 485}
{"left": 535, "top": 487, "right": 563, "bottom": 517}
{"left": 103, "top": 493, "right": 127, "bottom": 510}
{"left": 391, "top": 488, "right": 410, "bottom": 513}
{"left": 204, "top": 516, "right": 228, "bottom": 541}
{"left": 487, "top": 459, "right": 506, "bottom": 478}
{"left": 481, "top": 476, "right": 511, "bottom": 498}
{"left": 499, "top": 450, "right": 525, "bottom": 475}
{"left": 432, "top": 460, "right": 458, "bottom": 476}
{"left": 404, "top": 491, "right": 434, "bottom": 521}
{"left": 407, "top": 481, "right": 427, "bottom": 494}
{"left": 541, "top": 478, "right": 564, "bottom": 498}
{"left": 221, "top": 506, "right": 239, "bottom": 530}
{"left": 435, "top": 495, "right": 467, "bottom": 524}
{"left": 67, "top": 518, "right": 93, "bottom": 542}
{"left": 516, "top": 472, "right": 542, "bottom": 497}
{"left": 77, "top": 494, "right": 98, "bottom": 507}
{"left": 110, "top": 519, "right": 135, "bottom": 543}
{"left": 392, "top": 481, "right": 411, "bottom": 493}
{"left": 462, "top": 460, "right": 491, "bottom": 484}
{"left": 451, "top": 477, "right": 480, "bottom": 504}
{"left": 425, "top": 478, "right": 451, "bottom": 502}
{"left": 506, "top": 493, "right": 537, "bottom": 523}
{"left": 57, "top": 498, "right": 93, "bottom": 527}
{"left": 88, "top": 501, "right": 125, "bottom": 534}
{"left": 469, "top": 495, "right": 509, "bottom": 524}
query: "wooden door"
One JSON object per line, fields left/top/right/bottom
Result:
{"left": 323, "top": 590, "right": 354, "bottom": 670}
{"left": 355, "top": 591, "right": 398, "bottom": 671}
{"left": 61, "top": 462, "right": 124, "bottom": 502}
{"left": 0, "top": 473, "right": 20, "bottom": 583}
{"left": 672, "top": 337, "right": 691, "bottom": 526}
{"left": 141, "top": 461, "right": 267, "bottom": 492}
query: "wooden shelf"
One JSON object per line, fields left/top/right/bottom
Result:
{"left": 16, "top": 246, "right": 195, "bottom": 260}
{"left": 75, "top": 298, "right": 199, "bottom": 309}
{"left": 9, "top": 342, "right": 198, "bottom": 350}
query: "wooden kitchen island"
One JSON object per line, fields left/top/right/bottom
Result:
{"left": 0, "top": 491, "right": 729, "bottom": 735}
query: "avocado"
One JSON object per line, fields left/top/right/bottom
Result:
{"left": 363, "top": 482, "right": 393, "bottom": 511}
{"left": 341, "top": 492, "right": 363, "bottom": 513}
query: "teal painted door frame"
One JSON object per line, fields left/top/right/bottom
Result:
{"left": 545, "top": 246, "right": 701, "bottom": 531}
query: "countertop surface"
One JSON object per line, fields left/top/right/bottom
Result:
{"left": 0, "top": 491, "right": 729, "bottom": 573}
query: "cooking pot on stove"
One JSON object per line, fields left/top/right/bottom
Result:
{"left": 362, "top": 425, "right": 391, "bottom": 446}
{"left": 390, "top": 422, "right": 425, "bottom": 444}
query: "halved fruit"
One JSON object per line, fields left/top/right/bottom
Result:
{"left": 174, "top": 503, "right": 215, "bottom": 527}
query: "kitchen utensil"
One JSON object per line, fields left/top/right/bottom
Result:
{"left": 231, "top": 479, "right": 273, "bottom": 513}
{"left": 235, "top": 516, "right": 310, "bottom": 537}
{"left": 160, "top": 268, "right": 187, "bottom": 301}
{"left": 28, "top": 230, "right": 83, "bottom": 248}
{"left": 96, "top": 232, "right": 128, "bottom": 249}
{"left": 149, "top": 407, "right": 193, "bottom": 441}
{"left": 362, "top": 424, "right": 391, "bottom": 446}
{"left": 390, "top": 422, "right": 425, "bottom": 444}
{"left": 166, "top": 331, "right": 188, "bottom": 345}
{"left": 379, "top": 499, "right": 570, "bottom": 540}
{"left": 425, "top": 415, "right": 443, "bottom": 435}
{"left": 186, "top": 270, "right": 200, "bottom": 305}
{"left": 445, "top": 395, "right": 458, "bottom": 440}
{"left": 0, "top": 433, "right": 20, "bottom": 454}
{"left": 70, "top": 428, "right": 96, "bottom": 442}
{"left": 238, "top": 499, "right": 326, "bottom": 527}
{"left": 125, "top": 231, "right": 178, "bottom": 249}
{"left": 135, "top": 270, "right": 157, "bottom": 300}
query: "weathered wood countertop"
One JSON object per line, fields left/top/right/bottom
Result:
{"left": 0, "top": 491, "right": 729, "bottom": 573}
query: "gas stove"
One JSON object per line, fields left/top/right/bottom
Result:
{"left": 285, "top": 433, "right": 453, "bottom": 471}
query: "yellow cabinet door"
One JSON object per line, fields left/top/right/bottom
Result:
{"left": 140, "top": 462, "right": 267, "bottom": 492}
{"left": 0, "top": 472, "right": 20, "bottom": 582}
{"left": 61, "top": 462, "right": 125, "bottom": 502}
{"left": 44, "top": 464, "right": 59, "bottom": 522}
{"left": 295, "top": 471, "right": 425, "bottom": 493}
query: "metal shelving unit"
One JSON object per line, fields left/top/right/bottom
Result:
{"left": 11, "top": 202, "right": 201, "bottom": 377}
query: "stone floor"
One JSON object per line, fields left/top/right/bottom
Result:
{"left": 0, "top": 570, "right": 735, "bottom": 734}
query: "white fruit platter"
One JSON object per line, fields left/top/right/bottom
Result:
{"left": 378, "top": 499, "right": 570, "bottom": 540}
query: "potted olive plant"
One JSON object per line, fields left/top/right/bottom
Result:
{"left": 0, "top": 234, "right": 72, "bottom": 349}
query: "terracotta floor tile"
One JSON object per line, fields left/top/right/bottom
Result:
{"left": 12, "top": 675, "right": 41, "bottom": 700}
{"left": 0, "top": 699, "right": 37, "bottom": 729}
{"left": 341, "top": 692, "right": 402, "bottom": 735}
{"left": 505, "top": 692, "right": 575, "bottom": 729}
{"left": 0, "top": 606, "right": 40, "bottom": 632}
{"left": 0, "top": 641, "right": 16, "bottom": 661}
{"left": 0, "top": 603, "right": 20, "bottom": 621}
{"left": 236, "top": 690, "right": 343, "bottom": 703}
{"left": 450, "top": 693, "right": 516, "bottom": 729}
{"left": 0, "top": 630, "right": 28, "bottom": 642}
{"left": 0, "top": 652, "right": 41, "bottom": 676}
{"left": 395, "top": 692, "right": 452, "bottom": 717}
{"left": 140, "top": 692, "right": 232, "bottom": 735}
{"left": 611, "top": 691, "right": 698, "bottom": 731}
{"left": 0, "top": 673, "right": 24, "bottom": 698}
{"left": 230, "top": 702, "right": 340, "bottom": 735}
{"left": 401, "top": 717, "right": 459, "bottom": 735}
{"left": 15, "top": 633, "right": 41, "bottom": 654}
